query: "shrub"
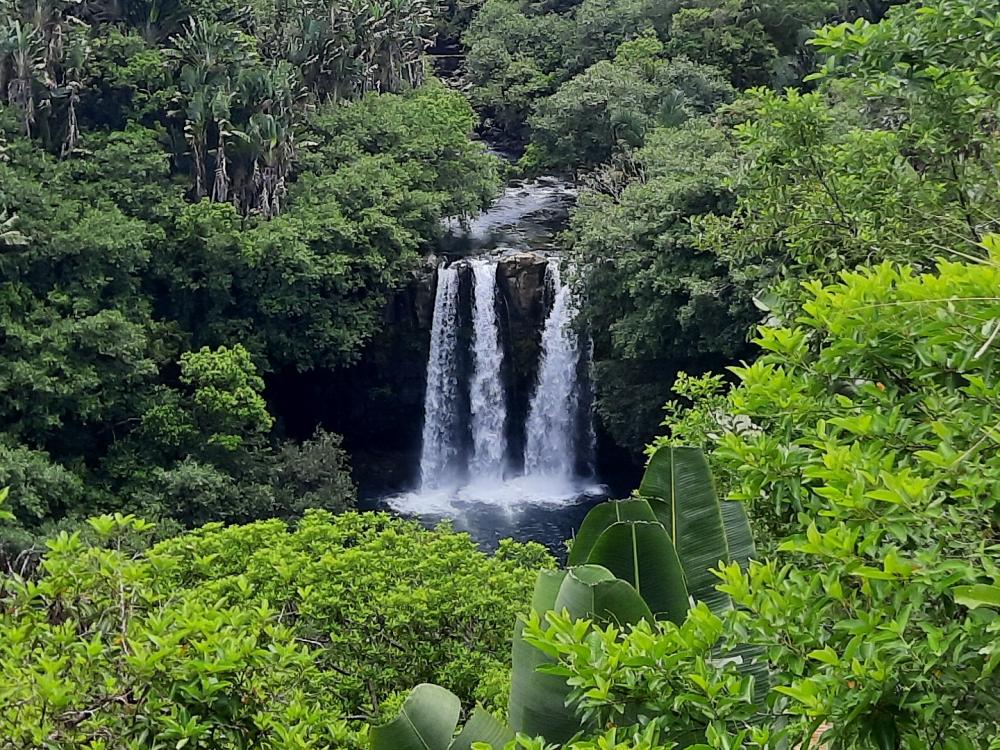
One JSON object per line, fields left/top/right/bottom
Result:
{"left": 0, "top": 510, "right": 553, "bottom": 747}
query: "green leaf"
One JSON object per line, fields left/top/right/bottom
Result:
{"left": 370, "top": 683, "right": 461, "bottom": 750}
{"left": 639, "top": 446, "right": 731, "bottom": 613}
{"left": 953, "top": 584, "right": 1000, "bottom": 609}
{"left": 0, "top": 487, "right": 12, "bottom": 521}
{"left": 584, "top": 520, "right": 689, "bottom": 622}
{"left": 567, "top": 498, "right": 657, "bottom": 566}
{"left": 530, "top": 569, "right": 567, "bottom": 614}
{"left": 449, "top": 707, "right": 514, "bottom": 750}
{"left": 553, "top": 565, "right": 653, "bottom": 624}
{"left": 508, "top": 620, "right": 581, "bottom": 743}
{"left": 508, "top": 566, "right": 654, "bottom": 741}
{"left": 807, "top": 647, "right": 840, "bottom": 665}
{"left": 720, "top": 499, "right": 756, "bottom": 573}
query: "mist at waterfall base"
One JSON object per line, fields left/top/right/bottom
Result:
{"left": 384, "top": 255, "right": 608, "bottom": 552}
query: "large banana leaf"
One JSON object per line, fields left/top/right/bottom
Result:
{"left": 584, "top": 520, "right": 689, "bottom": 623}
{"left": 531, "top": 569, "right": 567, "bottom": 614}
{"left": 508, "top": 570, "right": 580, "bottom": 741}
{"left": 639, "top": 446, "right": 732, "bottom": 614}
{"left": 508, "top": 564, "right": 653, "bottom": 742}
{"left": 370, "top": 683, "right": 460, "bottom": 750}
{"left": 720, "top": 497, "right": 756, "bottom": 572}
{"left": 372, "top": 689, "right": 515, "bottom": 750}
{"left": 449, "top": 707, "right": 515, "bottom": 750}
{"left": 553, "top": 565, "right": 653, "bottom": 624}
{"left": 508, "top": 619, "right": 581, "bottom": 743}
{"left": 719, "top": 498, "right": 771, "bottom": 707}
{"left": 567, "top": 498, "right": 657, "bottom": 566}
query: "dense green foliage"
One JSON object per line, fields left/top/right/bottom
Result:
{"left": 521, "top": 3, "right": 1000, "bottom": 745}
{"left": 0, "top": 0, "right": 501, "bottom": 543}
{"left": 0, "top": 510, "right": 551, "bottom": 748}
{"left": 525, "top": 37, "right": 735, "bottom": 171}
{"left": 568, "top": 119, "right": 756, "bottom": 449}
{"left": 572, "top": 0, "right": 999, "bottom": 451}
{"left": 463, "top": 0, "right": 881, "bottom": 144}
{"left": 374, "top": 449, "right": 763, "bottom": 748}
{"left": 4, "top": 0, "right": 1000, "bottom": 748}
{"left": 527, "top": 255, "right": 1000, "bottom": 748}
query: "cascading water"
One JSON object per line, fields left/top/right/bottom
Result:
{"left": 468, "top": 260, "right": 508, "bottom": 481}
{"left": 390, "top": 174, "right": 609, "bottom": 549}
{"left": 396, "top": 254, "right": 605, "bottom": 544}
{"left": 523, "top": 263, "right": 583, "bottom": 479}
{"left": 418, "top": 265, "right": 461, "bottom": 489}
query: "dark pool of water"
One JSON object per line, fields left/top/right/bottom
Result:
{"left": 362, "top": 472, "right": 636, "bottom": 559}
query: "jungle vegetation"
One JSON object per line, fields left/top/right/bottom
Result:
{"left": 0, "top": 0, "right": 501, "bottom": 546}
{"left": 2, "top": 0, "right": 1000, "bottom": 747}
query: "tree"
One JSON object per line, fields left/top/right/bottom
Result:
{"left": 568, "top": 119, "right": 757, "bottom": 450}
{"left": 0, "top": 510, "right": 552, "bottom": 745}
{"left": 527, "top": 37, "right": 734, "bottom": 170}
{"left": 646, "top": 255, "right": 1000, "bottom": 747}
{"left": 703, "top": 0, "right": 1000, "bottom": 317}
{"left": 664, "top": 0, "right": 778, "bottom": 88}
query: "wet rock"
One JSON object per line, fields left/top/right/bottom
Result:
{"left": 497, "top": 251, "right": 548, "bottom": 323}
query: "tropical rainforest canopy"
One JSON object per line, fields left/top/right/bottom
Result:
{"left": 2, "top": 0, "right": 1000, "bottom": 747}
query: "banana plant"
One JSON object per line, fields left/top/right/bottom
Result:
{"left": 568, "top": 506, "right": 690, "bottom": 623}
{"left": 376, "top": 447, "right": 765, "bottom": 748}
{"left": 639, "top": 446, "right": 755, "bottom": 611}
{"left": 636, "top": 446, "right": 767, "bottom": 705}
{"left": 370, "top": 684, "right": 513, "bottom": 750}
{"left": 1, "top": 19, "right": 46, "bottom": 136}
{"left": 508, "top": 564, "right": 655, "bottom": 742}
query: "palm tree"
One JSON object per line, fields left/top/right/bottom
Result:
{"left": 82, "top": 0, "right": 189, "bottom": 43}
{"left": 209, "top": 85, "right": 239, "bottom": 203}
{"left": 170, "top": 19, "right": 248, "bottom": 200}
{"left": 55, "top": 21, "right": 88, "bottom": 157}
{"left": 183, "top": 87, "right": 210, "bottom": 199}
{"left": 237, "top": 62, "right": 299, "bottom": 218}
{"left": 2, "top": 19, "right": 46, "bottom": 136}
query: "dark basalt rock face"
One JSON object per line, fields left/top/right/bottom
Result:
{"left": 495, "top": 252, "right": 550, "bottom": 468}
{"left": 497, "top": 252, "right": 548, "bottom": 322}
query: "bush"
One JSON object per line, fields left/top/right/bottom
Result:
{"left": 271, "top": 429, "right": 357, "bottom": 517}
{"left": 632, "top": 256, "right": 1000, "bottom": 746}
{"left": 0, "top": 510, "right": 553, "bottom": 747}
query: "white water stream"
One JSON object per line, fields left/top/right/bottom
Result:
{"left": 524, "top": 263, "right": 584, "bottom": 479}
{"left": 392, "top": 178, "right": 605, "bottom": 535}
{"left": 418, "top": 265, "right": 461, "bottom": 490}
{"left": 469, "top": 260, "right": 508, "bottom": 481}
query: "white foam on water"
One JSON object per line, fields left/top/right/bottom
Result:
{"left": 387, "top": 476, "right": 607, "bottom": 518}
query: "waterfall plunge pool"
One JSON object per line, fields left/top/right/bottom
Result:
{"left": 378, "top": 476, "right": 609, "bottom": 556}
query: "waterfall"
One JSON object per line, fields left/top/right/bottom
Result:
{"left": 419, "top": 265, "right": 461, "bottom": 489}
{"left": 468, "top": 260, "right": 508, "bottom": 481}
{"left": 406, "top": 255, "right": 598, "bottom": 513}
{"left": 524, "top": 263, "right": 582, "bottom": 479}
{"left": 579, "top": 334, "right": 598, "bottom": 477}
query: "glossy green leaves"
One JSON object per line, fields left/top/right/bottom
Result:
{"left": 370, "top": 684, "right": 461, "bottom": 750}
{"left": 509, "top": 565, "right": 653, "bottom": 742}
{"left": 583, "top": 521, "right": 689, "bottom": 623}
{"left": 370, "top": 684, "right": 514, "bottom": 750}
{"left": 639, "top": 445, "right": 756, "bottom": 613}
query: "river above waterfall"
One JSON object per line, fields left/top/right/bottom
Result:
{"left": 369, "top": 174, "right": 615, "bottom": 554}
{"left": 440, "top": 176, "right": 577, "bottom": 256}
